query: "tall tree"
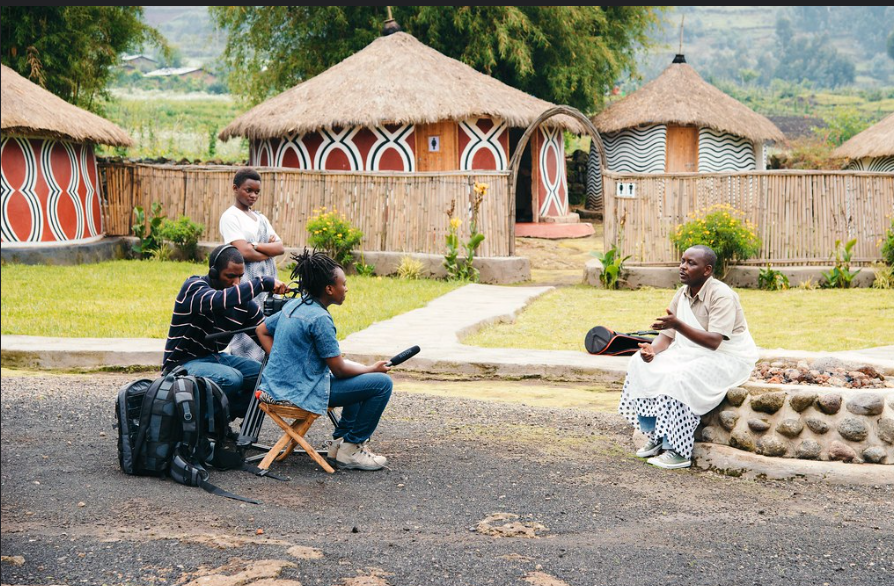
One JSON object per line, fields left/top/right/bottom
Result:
{"left": 1, "top": 7, "right": 165, "bottom": 111}
{"left": 210, "top": 6, "right": 663, "bottom": 113}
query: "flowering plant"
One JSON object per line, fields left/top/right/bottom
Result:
{"left": 670, "top": 204, "right": 760, "bottom": 279}
{"left": 306, "top": 207, "right": 363, "bottom": 267}
{"left": 443, "top": 182, "right": 487, "bottom": 281}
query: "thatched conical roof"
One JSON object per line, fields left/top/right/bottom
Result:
{"left": 1, "top": 65, "right": 132, "bottom": 147}
{"left": 832, "top": 112, "right": 894, "bottom": 159}
{"left": 592, "top": 58, "right": 784, "bottom": 143}
{"left": 220, "top": 32, "right": 585, "bottom": 140}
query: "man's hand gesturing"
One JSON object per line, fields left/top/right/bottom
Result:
{"left": 638, "top": 342, "right": 655, "bottom": 362}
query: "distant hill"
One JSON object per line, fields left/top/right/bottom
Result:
{"left": 142, "top": 7, "right": 225, "bottom": 68}
{"left": 640, "top": 6, "right": 893, "bottom": 88}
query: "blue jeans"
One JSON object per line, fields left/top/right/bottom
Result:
{"left": 328, "top": 373, "right": 393, "bottom": 445}
{"left": 637, "top": 415, "right": 673, "bottom": 451}
{"left": 181, "top": 353, "right": 262, "bottom": 420}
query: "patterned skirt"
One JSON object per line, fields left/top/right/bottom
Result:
{"left": 618, "top": 377, "right": 701, "bottom": 459}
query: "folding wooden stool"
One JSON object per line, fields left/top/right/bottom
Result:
{"left": 256, "top": 397, "right": 335, "bottom": 474}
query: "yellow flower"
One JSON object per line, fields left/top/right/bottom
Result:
{"left": 450, "top": 217, "right": 462, "bottom": 229}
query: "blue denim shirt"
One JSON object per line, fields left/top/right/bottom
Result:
{"left": 260, "top": 297, "right": 341, "bottom": 414}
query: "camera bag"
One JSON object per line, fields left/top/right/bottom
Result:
{"left": 584, "top": 326, "right": 658, "bottom": 356}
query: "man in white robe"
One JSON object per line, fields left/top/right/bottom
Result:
{"left": 618, "top": 245, "right": 758, "bottom": 469}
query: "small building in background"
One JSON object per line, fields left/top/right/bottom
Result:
{"left": 120, "top": 54, "right": 158, "bottom": 73}
{"left": 144, "top": 66, "right": 217, "bottom": 85}
{"left": 587, "top": 55, "right": 783, "bottom": 209}
{"left": 832, "top": 113, "right": 894, "bottom": 172}
{"left": 1, "top": 64, "right": 132, "bottom": 245}
{"left": 219, "top": 30, "right": 585, "bottom": 223}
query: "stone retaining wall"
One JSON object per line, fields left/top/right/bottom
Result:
{"left": 700, "top": 384, "right": 893, "bottom": 464}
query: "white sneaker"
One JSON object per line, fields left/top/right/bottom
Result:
{"left": 321, "top": 437, "right": 344, "bottom": 459}
{"left": 335, "top": 441, "right": 388, "bottom": 471}
{"left": 636, "top": 439, "right": 662, "bottom": 458}
{"left": 647, "top": 450, "right": 691, "bottom": 469}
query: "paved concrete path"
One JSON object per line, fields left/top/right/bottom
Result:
{"left": 2, "top": 284, "right": 892, "bottom": 379}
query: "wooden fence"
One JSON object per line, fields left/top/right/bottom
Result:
{"left": 603, "top": 170, "right": 894, "bottom": 265}
{"left": 101, "top": 163, "right": 512, "bottom": 257}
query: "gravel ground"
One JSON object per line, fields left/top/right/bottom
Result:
{"left": 2, "top": 372, "right": 892, "bottom": 586}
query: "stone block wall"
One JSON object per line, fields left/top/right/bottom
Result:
{"left": 701, "top": 384, "right": 893, "bottom": 464}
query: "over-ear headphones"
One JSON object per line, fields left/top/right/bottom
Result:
{"left": 208, "top": 244, "right": 236, "bottom": 280}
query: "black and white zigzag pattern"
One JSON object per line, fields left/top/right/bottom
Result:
{"left": 698, "top": 128, "right": 755, "bottom": 172}
{"left": 586, "top": 140, "right": 603, "bottom": 211}
{"left": 846, "top": 156, "right": 894, "bottom": 173}
{"left": 586, "top": 125, "right": 665, "bottom": 210}
{"left": 603, "top": 125, "right": 667, "bottom": 173}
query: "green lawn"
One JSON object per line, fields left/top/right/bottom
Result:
{"left": 0, "top": 261, "right": 459, "bottom": 339}
{"left": 464, "top": 286, "right": 893, "bottom": 353}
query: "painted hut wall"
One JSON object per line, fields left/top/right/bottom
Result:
{"left": 586, "top": 139, "right": 603, "bottom": 211}
{"left": 250, "top": 124, "right": 416, "bottom": 172}
{"left": 846, "top": 156, "right": 894, "bottom": 173}
{"left": 603, "top": 125, "right": 667, "bottom": 173}
{"left": 533, "top": 127, "right": 569, "bottom": 218}
{"left": 458, "top": 118, "right": 509, "bottom": 171}
{"left": 698, "top": 128, "right": 756, "bottom": 172}
{"left": 1, "top": 137, "right": 102, "bottom": 244}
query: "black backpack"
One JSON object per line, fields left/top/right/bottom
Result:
{"left": 584, "top": 326, "right": 658, "bottom": 356}
{"left": 116, "top": 368, "right": 282, "bottom": 503}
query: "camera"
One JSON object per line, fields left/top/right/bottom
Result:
{"left": 263, "top": 294, "right": 291, "bottom": 317}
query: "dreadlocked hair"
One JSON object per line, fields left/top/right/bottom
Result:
{"left": 290, "top": 248, "right": 342, "bottom": 299}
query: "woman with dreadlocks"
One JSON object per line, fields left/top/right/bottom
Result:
{"left": 255, "top": 249, "right": 393, "bottom": 471}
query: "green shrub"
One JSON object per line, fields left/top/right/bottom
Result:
{"left": 590, "top": 245, "right": 630, "bottom": 290}
{"left": 870, "top": 262, "right": 893, "bottom": 290}
{"left": 159, "top": 216, "right": 205, "bottom": 261}
{"left": 821, "top": 238, "right": 861, "bottom": 289}
{"left": 306, "top": 207, "right": 363, "bottom": 268}
{"left": 758, "top": 264, "right": 790, "bottom": 291}
{"left": 131, "top": 201, "right": 165, "bottom": 259}
{"left": 355, "top": 252, "right": 376, "bottom": 277}
{"left": 396, "top": 256, "right": 424, "bottom": 280}
{"left": 881, "top": 218, "right": 894, "bottom": 267}
{"left": 670, "top": 204, "right": 761, "bottom": 279}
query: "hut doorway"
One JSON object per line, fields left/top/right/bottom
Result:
{"left": 510, "top": 128, "right": 534, "bottom": 222}
{"left": 666, "top": 125, "right": 698, "bottom": 172}
{"left": 508, "top": 105, "right": 605, "bottom": 255}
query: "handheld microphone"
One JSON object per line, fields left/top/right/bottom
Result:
{"left": 386, "top": 345, "right": 420, "bottom": 367}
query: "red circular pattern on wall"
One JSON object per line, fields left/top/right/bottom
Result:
{"left": 1, "top": 137, "right": 102, "bottom": 243}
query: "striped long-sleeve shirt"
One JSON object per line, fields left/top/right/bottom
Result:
{"left": 162, "top": 275, "right": 274, "bottom": 371}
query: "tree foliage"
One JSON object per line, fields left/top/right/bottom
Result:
{"left": 1, "top": 7, "right": 165, "bottom": 111}
{"left": 773, "top": 17, "right": 855, "bottom": 88}
{"left": 210, "top": 6, "right": 663, "bottom": 113}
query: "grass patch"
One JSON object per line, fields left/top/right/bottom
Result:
{"left": 464, "top": 286, "right": 893, "bottom": 352}
{"left": 1, "top": 261, "right": 459, "bottom": 339}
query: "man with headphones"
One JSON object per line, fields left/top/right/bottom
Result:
{"left": 162, "top": 243, "right": 289, "bottom": 420}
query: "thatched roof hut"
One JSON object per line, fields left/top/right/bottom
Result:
{"left": 220, "top": 31, "right": 585, "bottom": 140}
{"left": 1, "top": 64, "right": 132, "bottom": 146}
{"left": 833, "top": 113, "right": 894, "bottom": 160}
{"left": 592, "top": 58, "right": 783, "bottom": 144}
{"left": 2, "top": 64, "right": 131, "bottom": 245}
